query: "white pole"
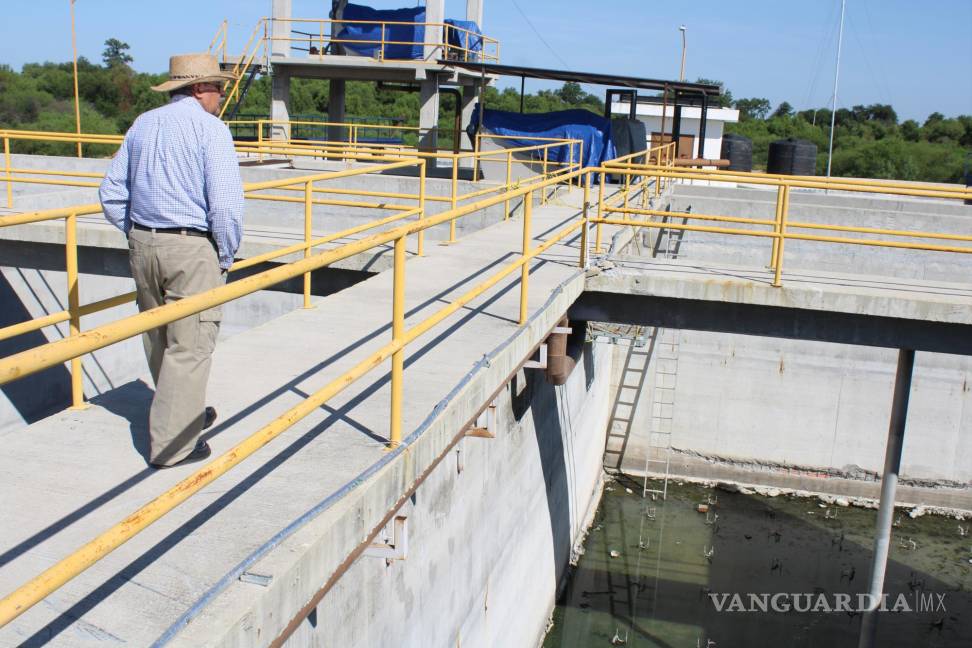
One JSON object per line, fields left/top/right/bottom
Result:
{"left": 826, "top": 0, "right": 846, "bottom": 178}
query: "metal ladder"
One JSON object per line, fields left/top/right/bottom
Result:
{"left": 642, "top": 327, "right": 679, "bottom": 499}
{"left": 602, "top": 342, "right": 653, "bottom": 473}
{"left": 642, "top": 217, "right": 684, "bottom": 500}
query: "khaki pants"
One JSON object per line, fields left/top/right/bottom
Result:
{"left": 128, "top": 228, "right": 225, "bottom": 465}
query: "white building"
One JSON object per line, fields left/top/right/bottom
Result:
{"left": 611, "top": 100, "right": 739, "bottom": 160}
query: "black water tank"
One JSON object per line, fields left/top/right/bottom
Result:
{"left": 767, "top": 138, "right": 817, "bottom": 176}
{"left": 720, "top": 134, "right": 753, "bottom": 172}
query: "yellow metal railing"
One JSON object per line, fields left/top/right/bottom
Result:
{"left": 276, "top": 17, "right": 499, "bottom": 63}
{"left": 207, "top": 19, "right": 229, "bottom": 64}
{"left": 0, "top": 167, "right": 584, "bottom": 628}
{"left": 1, "top": 155, "right": 972, "bottom": 627}
{"left": 0, "top": 157, "right": 427, "bottom": 411}
{"left": 591, "top": 163, "right": 972, "bottom": 286}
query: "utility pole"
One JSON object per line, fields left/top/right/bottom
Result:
{"left": 678, "top": 25, "right": 687, "bottom": 81}
{"left": 826, "top": 0, "right": 846, "bottom": 178}
{"left": 70, "top": 0, "right": 82, "bottom": 158}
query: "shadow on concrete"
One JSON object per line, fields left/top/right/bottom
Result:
{"left": 19, "top": 254, "right": 556, "bottom": 644}
{"left": 0, "top": 269, "right": 73, "bottom": 428}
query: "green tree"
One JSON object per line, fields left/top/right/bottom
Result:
{"left": 558, "top": 82, "right": 584, "bottom": 105}
{"left": 102, "top": 38, "right": 133, "bottom": 67}
{"left": 695, "top": 77, "right": 732, "bottom": 108}
{"left": 900, "top": 119, "right": 920, "bottom": 142}
{"left": 734, "top": 97, "right": 771, "bottom": 121}
{"left": 771, "top": 101, "right": 794, "bottom": 119}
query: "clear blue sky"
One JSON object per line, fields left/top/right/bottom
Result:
{"left": 3, "top": 0, "right": 970, "bottom": 122}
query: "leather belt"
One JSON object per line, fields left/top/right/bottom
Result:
{"left": 132, "top": 222, "right": 210, "bottom": 237}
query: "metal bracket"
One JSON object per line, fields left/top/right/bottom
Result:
{"left": 552, "top": 326, "right": 573, "bottom": 334}
{"left": 239, "top": 571, "right": 273, "bottom": 587}
{"left": 522, "top": 343, "right": 547, "bottom": 370}
{"left": 466, "top": 402, "right": 497, "bottom": 438}
{"left": 364, "top": 516, "right": 408, "bottom": 561}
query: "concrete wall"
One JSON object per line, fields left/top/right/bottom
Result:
{"left": 606, "top": 184, "right": 972, "bottom": 499}
{"left": 286, "top": 343, "right": 611, "bottom": 647}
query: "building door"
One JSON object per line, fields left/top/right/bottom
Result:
{"left": 651, "top": 133, "right": 696, "bottom": 160}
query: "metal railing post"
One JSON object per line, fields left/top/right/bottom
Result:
{"left": 472, "top": 135, "right": 481, "bottom": 182}
{"left": 773, "top": 184, "right": 791, "bottom": 287}
{"left": 303, "top": 180, "right": 313, "bottom": 307}
{"left": 257, "top": 120, "right": 264, "bottom": 161}
{"left": 389, "top": 234, "right": 406, "bottom": 447}
{"left": 66, "top": 210, "right": 85, "bottom": 409}
{"left": 504, "top": 150, "right": 512, "bottom": 219}
{"left": 449, "top": 156, "right": 458, "bottom": 242}
{"left": 4, "top": 137, "right": 11, "bottom": 208}
{"left": 580, "top": 172, "right": 591, "bottom": 268}
{"left": 595, "top": 171, "right": 605, "bottom": 253}
{"left": 769, "top": 184, "right": 784, "bottom": 269}
{"left": 641, "top": 165, "right": 650, "bottom": 209}
{"left": 623, "top": 168, "right": 631, "bottom": 210}
{"left": 380, "top": 21, "right": 386, "bottom": 61}
{"left": 417, "top": 160, "right": 426, "bottom": 256}
{"left": 519, "top": 189, "right": 533, "bottom": 325}
{"left": 541, "top": 148, "right": 549, "bottom": 205}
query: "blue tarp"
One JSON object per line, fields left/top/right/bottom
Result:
{"left": 469, "top": 106, "right": 617, "bottom": 168}
{"left": 337, "top": 4, "right": 425, "bottom": 60}
{"left": 443, "top": 19, "right": 482, "bottom": 61}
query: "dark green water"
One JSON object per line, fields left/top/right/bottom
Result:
{"left": 544, "top": 478, "right": 971, "bottom": 647}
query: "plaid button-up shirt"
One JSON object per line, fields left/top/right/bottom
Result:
{"left": 99, "top": 95, "right": 244, "bottom": 269}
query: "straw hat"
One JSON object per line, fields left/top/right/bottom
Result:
{"left": 150, "top": 53, "right": 237, "bottom": 92}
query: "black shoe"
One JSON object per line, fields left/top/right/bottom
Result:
{"left": 151, "top": 440, "right": 212, "bottom": 469}
{"left": 203, "top": 406, "right": 217, "bottom": 430}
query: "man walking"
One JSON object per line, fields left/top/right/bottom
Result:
{"left": 99, "top": 53, "right": 244, "bottom": 468}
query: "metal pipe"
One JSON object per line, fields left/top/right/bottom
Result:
{"left": 417, "top": 160, "right": 426, "bottom": 256}
{"left": 389, "top": 235, "right": 406, "bottom": 447}
{"left": 65, "top": 211, "right": 84, "bottom": 409}
{"left": 580, "top": 172, "right": 590, "bottom": 268}
{"left": 827, "top": 0, "right": 846, "bottom": 178}
{"left": 519, "top": 190, "right": 532, "bottom": 324}
{"left": 772, "top": 185, "right": 790, "bottom": 286}
{"left": 449, "top": 156, "right": 459, "bottom": 242}
{"left": 857, "top": 348, "right": 914, "bottom": 648}
{"left": 595, "top": 172, "right": 605, "bottom": 253}
{"left": 4, "top": 137, "right": 11, "bottom": 208}
{"left": 698, "top": 92, "right": 709, "bottom": 159}
{"left": 504, "top": 150, "right": 512, "bottom": 218}
{"left": 70, "top": 0, "right": 82, "bottom": 158}
{"left": 541, "top": 148, "right": 549, "bottom": 205}
{"left": 303, "top": 181, "right": 313, "bottom": 308}
{"left": 770, "top": 185, "right": 784, "bottom": 268}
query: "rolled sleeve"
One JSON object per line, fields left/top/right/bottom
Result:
{"left": 99, "top": 137, "right": 132, "bottom": 233}
{"left": 204, "top": 125, "right": 244, "bottom": 270}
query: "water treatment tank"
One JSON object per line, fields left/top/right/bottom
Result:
{"left": 720, "top": 134, "right": 753, "bottom": 172}
{"left": 767, "top": 138, "right": 818, "bottom": 176}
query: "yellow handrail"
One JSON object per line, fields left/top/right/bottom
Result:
{"left": 1, "top": 158, "right": 972, "bottom": 628}
{"left": 0, "top": 165, "right": 581, "bottom": 629}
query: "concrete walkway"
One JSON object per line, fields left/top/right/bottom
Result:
{"left": 0, "top": 188, "right": 603, "bottom": 646}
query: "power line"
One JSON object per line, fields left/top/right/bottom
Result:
{"left": 509, "top": 0, "right": 571, "bottom": 69}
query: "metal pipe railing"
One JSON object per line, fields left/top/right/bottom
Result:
{"left": 2, "top": 154, "right": 971, "bottom": 629}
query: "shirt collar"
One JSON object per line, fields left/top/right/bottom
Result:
{"left": 169, "top": 94, "right": 205, "bottom": 111}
